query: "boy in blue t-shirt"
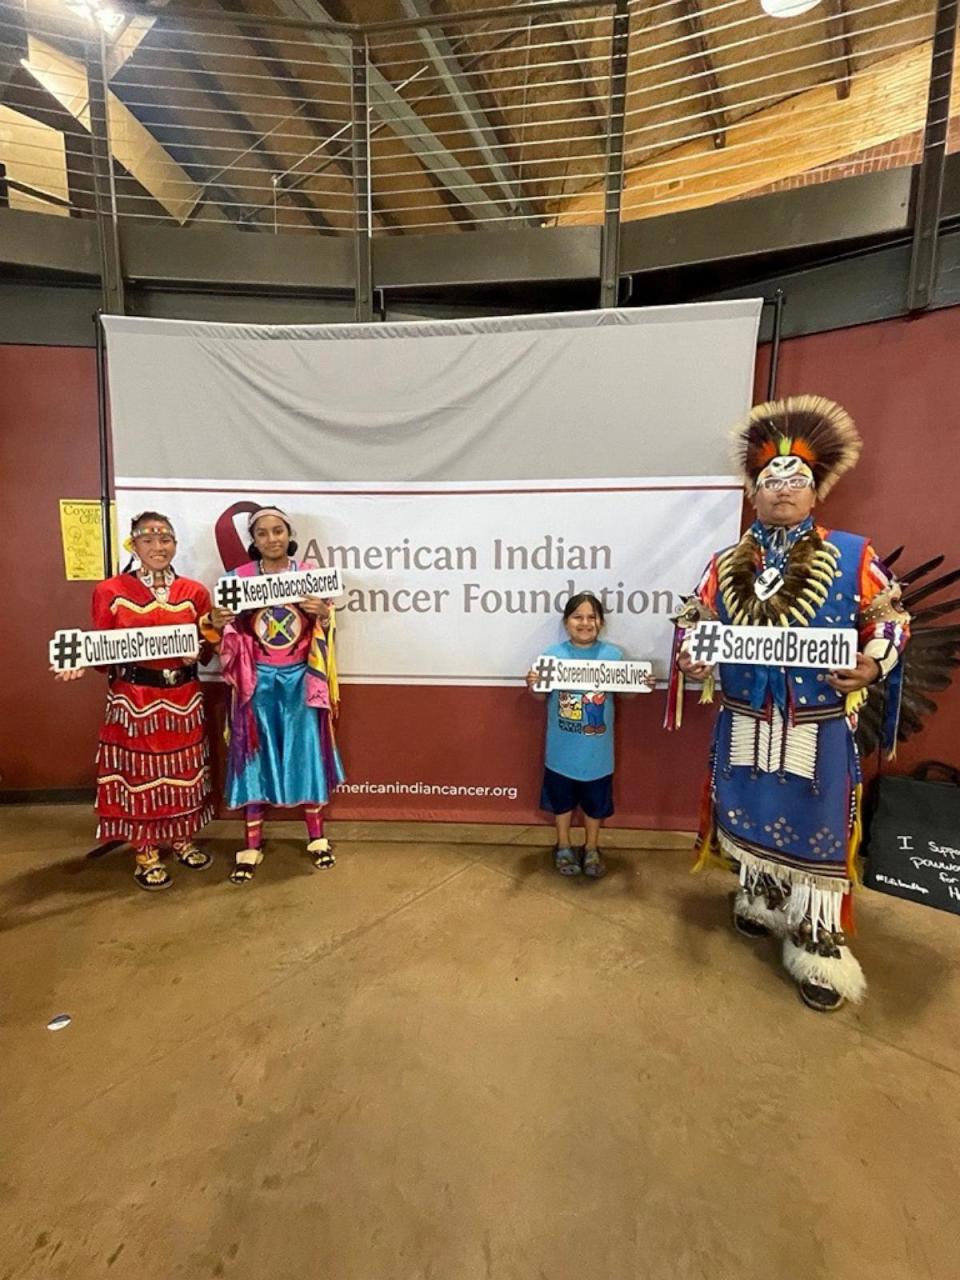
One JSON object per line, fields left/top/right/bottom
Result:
{"left": 526, "top": 591, "right": 626, "bottom": 880}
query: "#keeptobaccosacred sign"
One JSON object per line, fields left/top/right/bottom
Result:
{"left": 213, "top": 567, "right": 343, "bottom": 614}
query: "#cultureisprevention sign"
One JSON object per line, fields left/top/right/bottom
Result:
{"left": 49, "top": 625, "right": 200, "bottom": 672}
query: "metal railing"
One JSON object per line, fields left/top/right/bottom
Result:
{"left": 0, "top": 0, "right": 954, "bottom": 312}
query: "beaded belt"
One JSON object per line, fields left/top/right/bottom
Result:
{"left": 111, "top": 664, "right": 199, "bottom": 689}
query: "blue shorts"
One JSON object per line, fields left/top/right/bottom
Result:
{"left": 540, "top": 768, "right": 614, "bottom": 820}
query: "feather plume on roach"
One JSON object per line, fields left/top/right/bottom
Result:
{"left": 733, "top": 395, "right": 861, "bottom": 498}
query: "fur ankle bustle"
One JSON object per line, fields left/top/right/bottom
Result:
{"left": 782, "top": 937, "right": 866, "bottom": 1004}
{"left": 734, "top": 888, "right": 787, "bottom": 936}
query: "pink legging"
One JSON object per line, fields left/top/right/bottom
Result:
{"left": 244, "top": 804, "right": 324, "bottom": 848}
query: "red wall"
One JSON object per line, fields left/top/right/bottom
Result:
{"left": 763, "top": 311, "right": 960, "bottom": 778}
{"left": 2, "top": 306, "right": 958, "bottom": 825}
{"left": 0, "top": 347, "right": 107, "bottom": 791}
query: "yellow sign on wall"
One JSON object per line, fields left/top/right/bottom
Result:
{"left": 59, "top": 500, "right": 118, "bottom": 581}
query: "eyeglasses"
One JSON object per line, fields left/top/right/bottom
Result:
{"left": 758, "top": 477, "right": 813, "bottom": 493}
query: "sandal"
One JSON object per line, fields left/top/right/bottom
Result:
{"left": 229, "top": 848, "right": 263, "bottom": 885}
{"left": 134, "top": 862, "right": 173, "bottom": 892}
{"left": 554, "top": 846, "right": 581, "bottom": 876}
{"left": 582, "top": 848, "right": 607, "bottom": 879}
{"left": 798, "top": 981, "right": 846, "bottom": 1014}
{"left": 174, "top": 842, "right": 213, "bottom": 871}
{"left": 307, "top": 837, "right": 336, "bottom": 870}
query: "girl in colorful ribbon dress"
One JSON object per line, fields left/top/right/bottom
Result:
{"left": 208, "top": 506, "right": 345, "bottom": 885}
{"left": 53, "top": 512, "right": 215, "bottom": 891}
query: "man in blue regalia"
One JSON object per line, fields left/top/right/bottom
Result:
{"left": 668, "top": 397, "right": 910, "bottom": 1012}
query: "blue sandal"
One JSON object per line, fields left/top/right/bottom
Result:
{"left": 554, "top": 846, "right": 581, "bottom": 876}
{"left": 582, "top": 848, "right": 607, "bottom": 879}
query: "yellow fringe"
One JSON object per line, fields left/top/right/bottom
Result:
{"left": 845, "top": 688, "right": 869, "bottom": 716}
{"left": 846, "top": 782, "right": 864, "bottom": 888}
{"left": 698, "top": 672, "right": 716, "bottom": 705}
{"left": 692, "top": 838, "right": 728, "bottom": 875}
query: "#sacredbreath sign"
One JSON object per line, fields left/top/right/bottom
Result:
{"left": 684, "top": 622, "right": 858, "bottom": 671}
{"left": 214, "top": 567, "right": 343, "bottom": 614}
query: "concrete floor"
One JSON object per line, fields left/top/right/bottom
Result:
{"left": 1, "top": 807, "right": 959, "bottom": 1280}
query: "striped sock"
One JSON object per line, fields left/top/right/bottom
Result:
{"left": 305, "top": 806, "right": 324, "bottom": 841}
{"left": 245, "top": 804, "right": 264, "bottom": 851}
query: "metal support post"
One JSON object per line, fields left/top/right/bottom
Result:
{"left": 94, "top": 311, "right": 114, "bottom": 577}
{"left": 351, "top": 36, "right": 374, "bottom": 323}
{"left": 86, "top": 28, "right": 125, "bottom": 315}
{"left": 907, "top": 0, "right": 958, "bottom": 312}
{"left": 766, "top": 290, "right": 785, "bottom": 400}
{"left": 87, "top": 309, "right": 122, "bottom": 861}
{"left": 599, "top": 0, "right": 630, "bottom": 309}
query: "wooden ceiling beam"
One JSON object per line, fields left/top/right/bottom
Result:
{"left": 214, "top": 0, "right": 400, "bottom": 230}
{"left": 399, "top": 0, "right": 538, "bottom": 221}
{"left": 824, "top": 0, "right": 854, "bottom": 101}
{"left": 678, "top": 0, "right": 727, "bottom": 150}
{"left": 532, "top": 12, "right": 605, "bottom": 134}
{"left": 107, "top": 75, "right": 253, "bottom": 227}
{"left": 272, "top": 0, "right": 512, "bottom": 223}
{"left": 557, "top": 40, "right": 959, "bottom": 226}
{"left": 160, "top": 35, "right": 334, "bottom": 231}
{"left": 18, "top": 36, "right": 206, "bottom": 224}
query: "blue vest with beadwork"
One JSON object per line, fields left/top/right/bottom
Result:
{"left": 714, "top": 528, "right": 866, "bottom": 723}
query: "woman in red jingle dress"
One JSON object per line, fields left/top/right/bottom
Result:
{"left": 56, "top": 512, "right": 215, "bottom": 891}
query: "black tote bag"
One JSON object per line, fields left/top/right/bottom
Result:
{"left": 863, "top": 762, "right": 960, "bottom": 916}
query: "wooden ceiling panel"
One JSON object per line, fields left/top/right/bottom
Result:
{"left": 9, "top": 0, "right": 947, "bottom": 234}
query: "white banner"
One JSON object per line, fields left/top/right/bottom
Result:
{"left": 118, "top": 478, "right": 742, "bottom": 685}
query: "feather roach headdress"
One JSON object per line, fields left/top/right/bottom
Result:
{"left": 733, "top": 395, "right": 861, "bottom": 499}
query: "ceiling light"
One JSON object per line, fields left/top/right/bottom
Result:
{"left": 760, "top": 0, "right": 821, "bottom": 17}
{"left": 64, "top": 0, "right": 126, "bottom": 34}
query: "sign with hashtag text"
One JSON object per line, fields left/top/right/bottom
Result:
{"left": 531, "top": 655, "right": 654, "bottom": 693}
{"left": 49, "top": 624, "right": 200, "bottom": 672}
{"left": 214, "top": 567, "right": 343, "bottom": 614}
{"left": 684, "top": 622, "right": 858, "bottom": 670}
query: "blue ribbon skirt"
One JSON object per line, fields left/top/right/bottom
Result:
{"left": 226, "top": 662, "right": 344, "bottom": 808}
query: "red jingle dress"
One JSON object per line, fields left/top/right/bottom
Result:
{"left": 92, "top": 569, "right": 214, "bottom": 847}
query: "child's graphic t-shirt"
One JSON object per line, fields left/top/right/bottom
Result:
{"left": 543, "top": 639, "right": 623, "bottom": 781}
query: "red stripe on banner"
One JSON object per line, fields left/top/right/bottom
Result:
{"left": 202, "top": 682, "right": 711, "bottom": 830}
